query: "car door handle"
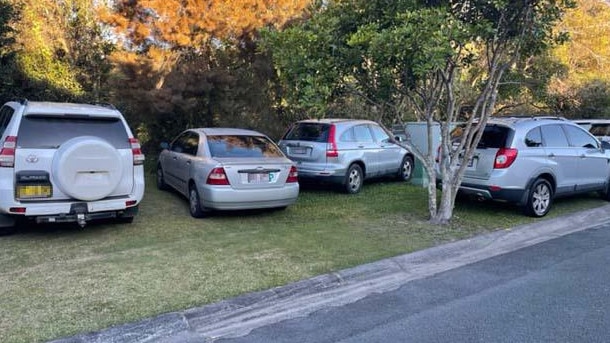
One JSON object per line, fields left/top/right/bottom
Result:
{"left": 358, "top": 145, "right": 365, "bottom": 148}
{"left": 580, "top": 154, "right": 586, "bottom": 158}
{"left": 548, "top": 153, "right": 555, "bottom": 158}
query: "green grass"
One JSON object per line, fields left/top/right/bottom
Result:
{"left": 0, "top": 177, "right": 606, "bottom": 343}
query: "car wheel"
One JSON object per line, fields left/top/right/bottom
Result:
{"left": 397, "top": 155, "right": 414, "bottom": 182}
{"left": 524, "top": 178, "right": 553, "bottom": 217}
{"left": 189, "top": 185, "right": 206, "bottom": 218}
{"left": 344, "top": 164, "right": 363, "bottom": 194}
{"left": 599, "top": 178, "right": 610, "bottom": 201}
{"left": 157, "top": 166, "right": 169, "bottom": 191}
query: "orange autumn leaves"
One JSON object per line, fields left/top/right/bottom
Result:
{"left": 99, "top": 0, "right": 311, "bottom": 50}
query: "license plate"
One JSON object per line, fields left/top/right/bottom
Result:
{"left": 248, "top": 173, "right": 270, "bottom": 183}
{"left": 290, "top": 147, "right": 307, "bottom": 154}
{"left": 16, "top": 184, "right": 52, "bottom": 199}
{"left": 457, "top": 157, "right": 477, "bottom": 168}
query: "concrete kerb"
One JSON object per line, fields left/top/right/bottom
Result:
{"left": 49, "top": 204, "right": 610, "bottom": 343}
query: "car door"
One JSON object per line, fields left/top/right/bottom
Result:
{"left": 351, "top": 124, "right": 379, "bottom": 176}
{"left": 165, "top": 131, "right": 199, "bottom": 193}
{"left": 562, "top": 124, "right": 609, "bottom": 192}
{"left": 539, "top": 124, "right": 578, "bottom": 196}
{"left": 369, "top": 123, "right": 403, "bottom": 176}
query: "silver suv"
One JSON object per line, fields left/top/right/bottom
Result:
{"left": 444, "top": 117, "right": 610, "bottom": 217}
{"left": 278, "top": 119, "right": 414, "bottom": 193}
{"left": 0, "top": 100, "right": 145, "bottom": 234}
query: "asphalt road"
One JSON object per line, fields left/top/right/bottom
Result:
{"left": 217, "top": 223, "right": 610, "bottom": 343}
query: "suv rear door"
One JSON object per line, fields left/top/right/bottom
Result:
{"left": 539, "top": 124, "right": 578, "bottom": 195}
{"left": 279, "top": 122, "right": 331, "bottom": 166}
{"left": 369, "top": 123, "right": 403, "bottom": 175}
{"left": 562, "top": 124, "right": 609, "bottom": 191}
{"left": 14, "top": 114, "right": 134, "bottom": 201}
{"left": 452, "top": 124, "right": 513, "bottom": 180}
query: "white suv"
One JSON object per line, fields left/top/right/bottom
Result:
{"left": 0, "top": 100, "right": 145, "bottom": 234}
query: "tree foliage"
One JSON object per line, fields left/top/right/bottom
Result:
{"left": 0, "top": 0, "right": 19, "bottom": 103}
{"left": 547, "top": 0, "right": 610, "bottom": 117}
{"left": 263, "top": 0, "right": 575, "bottom": 223}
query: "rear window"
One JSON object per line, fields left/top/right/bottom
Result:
{"left": 282, "top": 123, "right": 330, "bottom": 142}
{"left": 451, "top": 124, "right": 512, "bottom": 148}
{"left": 17, "top": 115, "right": 130, "bottom": 149}
{"left": 207, "top": 135, "right": 284, "bottom": 158}
{"left": 589, "top": 124, "right": 610, "bottom": 137}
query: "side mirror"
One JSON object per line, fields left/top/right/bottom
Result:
{"left": 160, "top": 142, "right": 170, "bottom": 150}
{"left": 601, "top": 141, "right": 610, "bottom": 150}
{"left": 394, "top": 135, "right": 402, "bottom": 142}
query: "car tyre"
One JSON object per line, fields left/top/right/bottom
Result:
{"left": 189, "top": 185, "right": 206, "bottom": 218}
{"left": 524, "top": 178, "right": 553, "bottom": 217}
{"left": 157, "top": 165, "right": 169, "bottom": 191}
{"left": 344, "top": 164, "right": 363, "bottom": 194}
{"left": 397, "top": 155, "right": 414, "bottom": 182}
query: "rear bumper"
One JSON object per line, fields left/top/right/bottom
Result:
{"left": 202, "top": 184, "right": 299, "bottom": 210}
{"left": 458, "top": 182, "right": 526, "bottom": 203}
{"left": 296, "top": 166, "right": 347, "bottom": 184}
{"left": 34, "top": 205, "right": 138, "bottom": 224}
{"left": 436, "top": 179, "right": 527, "bottom": 204}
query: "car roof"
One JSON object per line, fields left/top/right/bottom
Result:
{"left": 15, "top": 101, "right": 122, "bottom": 118}
{"left": 485, "top": 116, "right": 569, "bottom": 130}
{"left": 573, "top": 119, "right": 610, "bottom": 124}
{"left": 294, "top": 118, "right": 378, "bottom": 125}
{"left": 191, "top": 128, "right": 266, "bottom": 136}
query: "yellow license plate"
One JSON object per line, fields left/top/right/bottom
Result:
{"left": 17, "top": 184, "right": 52, "bottom": 199}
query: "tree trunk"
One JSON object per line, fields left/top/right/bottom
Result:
{"left": 430, "top": 184, "right": 455, "bottom": 225}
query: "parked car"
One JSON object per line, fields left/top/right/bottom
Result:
{"left": 0, "top": 99, "right": 145, "bottom": 234}
{"left": 157, "top": 128, "right": 299, "bottom": 217}
{"left": 278, "top": 119, "right": 414, "bottom": 194}
{"left": 439, "top": 116, "right": 610, "bottom": 217}
{"left": 573, "top": 119, "right": 610, "bottom": 143}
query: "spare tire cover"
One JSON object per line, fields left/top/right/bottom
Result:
{"left": 52, "top": 136, "right": 124, "bottom": 201}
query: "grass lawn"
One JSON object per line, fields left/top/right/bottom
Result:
{"left": 0, "top": 176, "right": 606, "bottom": 343}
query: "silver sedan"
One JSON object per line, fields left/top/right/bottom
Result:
{"left": 157, "top": 128, "right": 299, "bottom": 217}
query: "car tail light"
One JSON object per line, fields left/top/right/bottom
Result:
{"left": 0, "top": 136, "right": 17, "bottom": 168}
{"left": 129, "top": 138, "right": 145, "bottom": 165}
{"left": 326, "top": 125, "right": 338, "bottom": 158}
{"left": 9, "top": 207, "right": 26, "bottom": 214}
{"left": 126, "top": 200, "right": 138, "bottom": 207}
{"left": 207, "top": 167, "right": 230, "bottom": 185}
{"left": 287, "top": 166, "right": 298, "bottom": 183}
{"left": 494, "top": 148, "right": 518, "bottom": 169}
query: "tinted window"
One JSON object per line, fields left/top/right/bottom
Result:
{"left": 370, "top": 124, "right": 391, "bottom": 143}
{"left": 339, "top": 128, "right": 356, "bottom": 142}
{"left": 283, "top": 123, "right": 330, "bottom": 142}
{"left": 540, "top": 124, "right": 569, "bottom": 147}
{"left": 208, "top": 135, "right": 284, "bottom": 158}
{"left": 171, "top": 132, "right": 199, "bottom": 155}
{"left": 450, "top": 124, "right": 511, "bottom": 148}
{"left": 563, "top": 125, "right": 598, "bottom": 148}
{"left": 0, "top": 106, "right": 14, "bottom": 136}
{"left": 525, "top": 127, "right": 543, "bottom": 147}
{"left": 353, "top": 125, "right": 374, "bottom": 142}
{"left": 589, "top": 124, "right": 610, "bottom": 137}
{"left": 17, "top": 115, "right": 130, "bottom": 148}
